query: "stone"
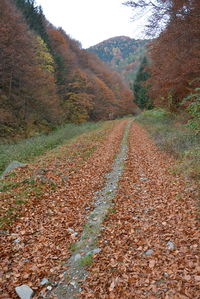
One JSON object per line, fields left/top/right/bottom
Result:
{"left": 70, "top": 281, "right": 76, "bottom": 288}
{"left": 140, "top": 177, "right": 148, "bottom": 181}
{"left": 14, "top": 238, "right": 21, "bottom": 244}
{"left": 40, "top": 278, "right": 49, "bottom": 286}
{"left": 0, "top": 230, "right": 7, "bottom": 235}
{"left": 1, "top": 161, "right": 26, "bottom": 179}
{"left": 72, "top": 232, "right": 78, "bottom": 237}
{"left": 15, "top": 285, "right": 34, "bottom": 299}
{"left": 144, "top": 249, "right": 154, "bottom": 256}
{"left": 74, "top": 254, "right": 81, "bottom": 262}
{"left": 85, "top": 248, "right": 101, "bottom": 256}
{"left": 167, "top": 241, "right": 175, "bottom": 250}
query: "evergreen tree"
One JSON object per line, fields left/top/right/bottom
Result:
{"left": 13, "top": 0, "right": 49, "bottom": 44}
{"left": 133, "top": 57, "right": 153, "bottom": 109}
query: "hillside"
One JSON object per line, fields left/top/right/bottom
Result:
{"left": 88, "top": 36, "right": 149, "bottom": 83}
{"left": 0, "top": 1, "right": 137, "bottom": 140}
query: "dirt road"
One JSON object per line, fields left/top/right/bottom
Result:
{"left": 0, "top": 120, "right": 199, "bottom": 298}
{"left": 81, "top": 122, "right": 199, "bottom": 299}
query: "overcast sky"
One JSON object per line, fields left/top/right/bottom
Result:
{"left": 36, "top": 0, "right": 147, "bottom": 48}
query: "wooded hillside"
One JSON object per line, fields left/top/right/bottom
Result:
{"left": 88, "top": 36, "right": 148, "bottom": 83}
{"left": 0, "top": 0, "right": 137, "bottom": 139}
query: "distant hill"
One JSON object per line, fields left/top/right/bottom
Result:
{"left": 88, "top": 36, "right": 149, "bottom": 83}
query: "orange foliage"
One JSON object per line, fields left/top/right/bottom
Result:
{"left": 147, "top": 0, "right": 200, "bottom": 109}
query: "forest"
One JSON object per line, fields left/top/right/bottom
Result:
{"left": 0, "top": 1, "right": 199, "bottom": 298}
{"left": 88, "top": 36, "right": 148, "bottom": 83}
{"left": 126, "top": 0, "right": 200, "bottom": 130}
{"left": 0, "top": 0, "right": 137, "bottom": 139}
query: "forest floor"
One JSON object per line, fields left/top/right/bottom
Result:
{"left": 0, "top": 119, "right": 199, "bottom": 299}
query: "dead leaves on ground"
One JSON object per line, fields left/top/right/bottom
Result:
{"left": 0, "top": 120, "right": 128, "bottom": 298}
{"left": 81, "top": 123, "right": 199, "bottom": 299}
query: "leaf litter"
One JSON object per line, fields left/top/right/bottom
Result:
{"left": 0, "top": 119, "right": 128, "bottom": 298}
{"left": 80, "top": 122, "right": 200, "bottom": 299}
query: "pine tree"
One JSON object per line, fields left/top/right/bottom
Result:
{"left": 133, "top": 57, "right": 152, "bottom": 109}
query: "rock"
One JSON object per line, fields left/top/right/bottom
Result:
{"left": 70, "top": 281, "right": 76, "bottom": 288}
{"left": 140, "top": 177, "right": 148, "bottom": 181}
{"left": 74, "top": 254, "right": 81, "bottom": 262}
{"left": 0, "top": 230, "right": 7, "bottom": 235}
{"left": 14, "top": 238, "right": 21, "bottom": 244}
{"left": 15, "top": 285, "right": 34, "bottom": 299}
{"left": 23, "top": 258, "right": 29, "bottom": 263}
{"left": 72, "top": 232, "right": 78, "bottom": 237}
{"left": 1, "top": 161, "right": 26, "bottom": 179}
{"left": 144, "top": 249, "right": 154, "bottom": 256}
{"left": 167, "top": 241, "right": 175, "bottom": 250}
{"left": 86, "top": 248, "right": 101, "bottom": 256}
{"left": 40, "top": 278, "right": 49, "bottom": 285}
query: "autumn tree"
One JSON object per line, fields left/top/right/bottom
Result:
{"left": 13, "top": 0, "right": 49, "bottom": 43}
{"left": 1, "top": 0, "right": 138, "bottom": 138}
{"left": 125, "top": 0, "right": 200, "bottom": 110}
{"left": 0, "top": 0, "right": 61, "bottom": 137}
{"left": 63, "top": 69, "right": 94, "bottom": 123}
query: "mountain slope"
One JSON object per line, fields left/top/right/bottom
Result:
{"left": 0, "top": 1, "right": 137, "bottom": 140}
{"left": 88, "top": 36, "right": 149, "bottom": 83}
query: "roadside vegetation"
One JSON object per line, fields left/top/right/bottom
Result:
{"left": 0, "top": 122, "right": 102, "bottom": 176}
{"left": 136, "top": 109, "right": 200, "bottom": 180}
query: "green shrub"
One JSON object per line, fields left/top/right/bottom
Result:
{"left": 182, "top": 80, "right": 200, "bottom": 135}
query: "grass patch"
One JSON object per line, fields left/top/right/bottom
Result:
{"left": 0, "top": 179, "right": 49, "bottom": 229}
{"left": 108, "top": 208, "right": 117, "bottom": 214}
{"left": 79, "top": 253, "right": 93, "bottom": 267}
{"left": 15, "top": 199, "right": 26, "bottom": 205}
{"left": 70, "top": 243, "right": 78, "bottom": 252}
{"left": 0, "top": 181, "right": 21, "bottom": 192}
{"left": 0, "top": 207, "right": 20, "bottom": 228}
{"left": 136, "top": 109, "right": 200, "bottom": 180}
{"left": 0, "top": 122, "right": 102, "bottom": 176}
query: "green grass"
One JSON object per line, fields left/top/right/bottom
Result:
{"left": 79, "top": 253, "right": 93, "bottom": 267}
{"left": 0, "top": 122, "right": 102, "bottom": 176}
{"left": 136, "top": 109, "right": 200, "bottom": 180}
{"left": 15, "top": 199, "right": 26, "bottom": 205}
{"left": 70, "top": 243, "right": 78, "bottom": 252}
{"left": 0, "top": 181, "right": 21, "bottom": 192}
